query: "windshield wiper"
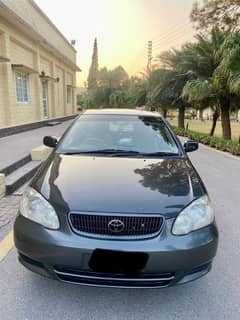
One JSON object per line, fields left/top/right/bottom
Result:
{"left": 141, "top": 152, "right": 179, "bottom": 157}
{"left": 60, "top": 149, "right": 142, "bottom": 156}
{"left": 60, "top": 150, "right": 179, "bottom": 157}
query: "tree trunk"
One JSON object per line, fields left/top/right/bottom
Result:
{"left": 161, "top": 107, "right": 167, "bottom": 118}
{"left": 220, "top": 99, "right": 231, "bottom": 140}
{"left": 199, "top": 109, "right": 204, "bottom": 121}
{"left": 178, "top": 106, "right": 185, "bottom": 128}
{"left": 210, "top": 109, "right": 220, "bottom": 136}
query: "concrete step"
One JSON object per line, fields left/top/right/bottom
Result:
{"left": 6, "top": 161, "right": 41, "bottom": 195}
{"left": 46, "top": 121, "right": 61, "bottom": 126}
{"left": 13, "top": 181, "right": 30, "bottom": 196}
{"left": 0, "top": 155, "right": 31, "bottom": 176}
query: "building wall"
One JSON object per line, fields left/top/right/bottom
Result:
{"left": 10, "top": 39, "right": 39, "bottom": 124}
{"left": 0, "top": 62, "right": 6, "bottom": 127}
{"left": 0, "top": 0, "right": 76, "bottom": 62}
{"left": 0, "top": 0, "right": 77, "bottom": 127}
{"left": 66, "top": 72, "right": 74, "bottom": 115}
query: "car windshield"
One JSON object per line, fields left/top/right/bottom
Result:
{"left": 58, "top": 114, "right": 179, "bottom": 155}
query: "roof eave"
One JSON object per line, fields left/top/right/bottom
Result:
{"left": 0, "top": 1, "right": 80, "bottom": 72}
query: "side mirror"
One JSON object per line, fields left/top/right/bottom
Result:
{"left": 43, "top": 136, "right": 58, "bottom": 148}
{"left": 184, "top": 140, "right": 199, "bottom": 153}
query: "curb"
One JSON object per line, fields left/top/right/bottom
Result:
{"left": 198, "top": 142, "right": 240, "bottom": 161}
{"left": 0, "top": 114, "right": 77, "bottom": 138}
{"left": 179, "top": 135, "right": 240, "bottom": 161}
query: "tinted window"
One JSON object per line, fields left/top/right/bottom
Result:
{"left": 58, "top": 115, "right": 179, "bottom": 154}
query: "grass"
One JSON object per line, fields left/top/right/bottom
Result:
{"left": 172, "top": 126, "right": 240, "bottom": 156}
{"left": 168, "top": 118, "right": 240, "bottom": 142}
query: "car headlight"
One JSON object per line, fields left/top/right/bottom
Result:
{"left": 172, "top": 195, "right": 214, "bottom": 235}
{"left": 19, "top": 187, "right": 59, "bottom": 229}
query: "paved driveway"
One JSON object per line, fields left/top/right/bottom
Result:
{"left": 0, "top": 144, "right": 239, "bottom": 320}
{"left": 0, "top": 120, "right": 73, "bottom": 169}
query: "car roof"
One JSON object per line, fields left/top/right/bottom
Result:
{"left": 81, "top": 108, "right": 162, "bottom": 117}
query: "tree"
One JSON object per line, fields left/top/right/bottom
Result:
{"left": 182, "top": 79, "right": 220, "bottom": 135}
{"left": 94, "top": 66, "right": 129, "bottom": 106}
{"left": 125, "top": 76, "right": 147, "bottom": 107}
{"left": 151, "top": 69, "right": 194, "bottom": 127}
{"left": 99, "top": 75, "right": 147, "bottom": 108}
{"left": 191, "top": 0, "right": 240, "bottom": 32}
{"left": 109, "top": 90, "right": 129, "bottom": 107}
{"left": 180, "top": 28, "right": 238, "bottom": 139}
{"left": 87, "top": 38, "right": 98, "bottom": 89}
{"left": 154, "top": 49, "right": 195, "bottom": 127}
{"left": 180, "top": 29, "right": 225, "bottom": 136}
{"left": 146, "top": 69, "right": 172, "bottom": 116}
{"left": 213, "top": 31, "right": 240, "bottom": 138}
{"left": 77, "top": 92, "right": 94, "bottom": 109}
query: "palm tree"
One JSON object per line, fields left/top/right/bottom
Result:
{"left": 153, "top": 50, "right": 195, "bottom": 127}
{"left": 181, "top": 28, "right": 240, "bottom": 140}
{"left": 109, "top": 90, "right": 129, "bottom": 107}
{"left": 213, "top": 31, "right": 240, "bottom": 138}
{"left": 127, "top": 77, "right": 147, "bottom": 107}
{"left": 147, "top": 69, "right": 170, "bottom": 116}
{"left": 182, "top": 79, "right": 220, "bottom": 136}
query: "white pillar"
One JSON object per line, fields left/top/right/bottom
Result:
{"left": 1, "top": 32, "right": 13, "bottom": 125}
{"left": 34, "top": 48, "right": 42, "bottom": 120}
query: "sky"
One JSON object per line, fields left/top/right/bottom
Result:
{"left": 35, "top": 0, "right": 196, "bottom": 86}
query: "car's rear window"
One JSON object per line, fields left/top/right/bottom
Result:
{"left": 58, "top": 114, "right": 179, "bottom": 155}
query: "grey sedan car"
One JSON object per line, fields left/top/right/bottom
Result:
{"left": 14, "top": 109, "right": 218, "bottom": 288}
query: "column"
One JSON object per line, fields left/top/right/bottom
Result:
{"left": 51, "top": 62, "right": 57, "bottom": 117}
{"left": 1, "top": 32, "right": 13, "bottom": 125}
{"left": 34, "top": 48, "right": 42, "bottom": 120}
{"left": 63, "top": 69, "right": 67, "bottom": 115}
{"left": 72, "top": 72, "right": 77, "bottom": 114}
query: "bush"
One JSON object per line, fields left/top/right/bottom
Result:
{"left": 172, "top": 126, "right": 240, "bottom": 156}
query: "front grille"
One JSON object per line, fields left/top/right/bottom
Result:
{"left": 69, "top": 213, "right": 164, "bottom": 239}
{"left": 54, "top": 267, "right": 175, "bottom": 288}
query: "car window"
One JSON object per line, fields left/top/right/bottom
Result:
{"left": 58, "top": 115, "right": 179, "bottom": 154}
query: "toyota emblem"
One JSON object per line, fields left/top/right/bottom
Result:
{"left": 108, "top": 219, "right": 125, "bottom": 233}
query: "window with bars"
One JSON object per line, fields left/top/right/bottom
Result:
{"left": 15, "top": 72, "right": 29, "bottom": 103}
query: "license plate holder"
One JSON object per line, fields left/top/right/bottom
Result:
{"left": 89, "top": 249, "right": 148, "bottom": 275}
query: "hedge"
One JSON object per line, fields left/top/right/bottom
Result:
{"left": 172, "top": 126, "right": 240, "bottom": 156}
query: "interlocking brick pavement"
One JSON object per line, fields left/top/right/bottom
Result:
{"left": 0, "top": 195, "right": 21, "bottom": 229}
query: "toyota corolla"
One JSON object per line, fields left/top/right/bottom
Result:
{"left": 14, "top": 109, "right": 218, "bottom": 288}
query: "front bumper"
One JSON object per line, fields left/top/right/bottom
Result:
{"left": 14, "top": 215, "right": 218, "bottom": 288}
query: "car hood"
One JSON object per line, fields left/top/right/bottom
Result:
{"left": 32, "top": 154, "right": 205, "bottom": 218}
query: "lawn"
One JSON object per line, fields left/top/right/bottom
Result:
{"left": 168, "top": 118, "right": 240, "bottom": 142}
